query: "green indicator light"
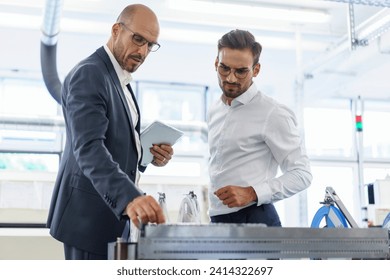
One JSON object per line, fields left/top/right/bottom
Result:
{"left": 355, "top": 115, "right": 363, "bottom": 132}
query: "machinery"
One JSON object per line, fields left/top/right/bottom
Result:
{"left": 108, "top": 188, "right": 389, "bottom": 260}
{"left": 366, "top": 178, "right": 390, "bottom": 226}
{"left": 177, "top": 191, "right": 201, "bottom": 223}
{"left": 158, "top": 192, "right": 170, "bottom": 223}
{"left": 109, "top": 223, "right": 389, "bottom": 260}
{"left": 311, "top": 186, "right": 359, "bottom": 228}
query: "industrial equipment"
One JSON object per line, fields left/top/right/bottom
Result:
{"left": 366, "top": 177, "right": 390, "bottom": 226}
{"left": 109, "top": 223, "right": 389, "bottom": 260}
{"left": 158, "top": 192, "right": 170, "bottom": 223}
{"left": 177, "top": 191, "right": 201, "bottom": 223}
{"left": 108, "top": 188, "right": 389, "bottom": 260}
{"left": 311, "top": 186, "right": 359, "bottom": 228}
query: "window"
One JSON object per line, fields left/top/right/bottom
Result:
{"left": 0, "top": 78, "right": 61, "bottom": 225}
{"left": 304, "top": 103, "right": 353, "bottom": 158}
{"left": 136, "top": 81, "right": 208, "bottom": 122}
{"left": 304, "top": 98, "right": 390, "bottom": 227}
{"left": 3, "top": 76, "right": 390, "bottom": 228}
{"left": 0, "top": 153, "right": 59, "bottom": 172}
{"left": 362, "top": 101, "right": 390, "bottom": 159}
{"left": 0, "top": 79, "right": 58, "bottom": 117}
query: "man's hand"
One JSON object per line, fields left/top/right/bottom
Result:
{"left": 214, "top": 185, "right": 257, "bottom": 208}
{"left": 150, "top": 144, "right": 173, "bottom": 166}
{"left": 125, "top": 195, "right": 165, "bottom": 228}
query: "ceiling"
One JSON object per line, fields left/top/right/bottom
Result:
{"left": 1, "top": 0, "right": 390, "bottom": 105}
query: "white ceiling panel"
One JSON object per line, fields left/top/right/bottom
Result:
{"left": 0, "top": 0, "right": 389, "bottom": 103}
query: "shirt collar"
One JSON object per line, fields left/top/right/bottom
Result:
{"left": 103, "top": 44, "right": 133, "bottom": 86}
{"left": 230, "top": 82, "right": 258, "bottom": 106}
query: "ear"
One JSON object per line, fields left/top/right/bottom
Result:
{"left": 253, "top": 63, "right": 261, "bottom": 77}
{"left": 214, "top": 57, "right": 219, "bottom": 71}
{"left": 112, "top": 23, "right": 121, "bottom": 39}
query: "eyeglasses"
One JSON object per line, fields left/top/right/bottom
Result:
{"left": 119, "top": 22, "right": 161, "bottom": 52}
{"left": 217, "top": 63, "right": 254, "bottom": 79}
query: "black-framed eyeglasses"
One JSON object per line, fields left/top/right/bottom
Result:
{"left": 119, "top": 22, "right": 160, "bottom": 52}
{"left": 217, "top": 63, "right": 254, "bottom": 79}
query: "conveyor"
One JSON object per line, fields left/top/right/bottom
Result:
{"left": 108, "top": 223, "right": 390, "bottom": 260}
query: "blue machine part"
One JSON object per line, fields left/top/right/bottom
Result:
{"left": 383, "top": 212, "right": 390, "bottom": 229}
{"left": 311, "top": 205, "right": 349, "bottom": 228}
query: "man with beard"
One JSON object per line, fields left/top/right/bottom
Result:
{"left": 207, "top": 29, "right": 312, "bottom": 227}
{"left": 47, "top": 4, "right": 170, "bottom": 259}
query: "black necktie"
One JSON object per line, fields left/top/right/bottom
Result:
{"left": 126, "top": 83, "right": 141, "bottom": 134}
{"left": 126, "top": 83, "right": 143, "bottom": 166}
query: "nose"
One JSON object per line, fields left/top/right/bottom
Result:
{"left": 226, "top": 70, "right": 237, "bottom": 83}
{"left": 137, "top": 43, "right": 149, "bottom": 56}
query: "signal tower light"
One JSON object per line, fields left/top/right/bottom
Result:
{"left": 355, "top": 115, "right": 363, "bottom": 132}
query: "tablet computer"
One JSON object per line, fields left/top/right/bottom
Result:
{"left": 140, "top": 121, "right": 184, "bottom": 166}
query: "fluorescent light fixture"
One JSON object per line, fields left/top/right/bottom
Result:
{"left": 160, "top": 27, "right": 327, "bottom": 51}
{"left": 0, "top": 11, "right": 326, "bottom": 51}
{"left": 0, "top": 12, "right": 40, "bottom": 28}
{"left": 161, "top": 28, "right": 220, "bottom": 44}
{"left": 168, "top": 0, "right": 329, "bottom": 23}
{"left": 60, "top": 18, "right": 110, "bottom": 34}
{"left": 0, "top": 12, "right": 109, "bottom": 34}
{"left": 0, "top": 12, "right": 325, "bottom": 51}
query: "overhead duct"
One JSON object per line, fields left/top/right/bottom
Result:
{"left": 304, "top": 6, "right": 390, "bottom": 76}
{"left": 325, "top": 0, "right": 390, "bottom": 8}
{"left": 40, "top": 0, "right": 64, "bottom": 104}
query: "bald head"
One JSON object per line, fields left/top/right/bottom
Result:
{"left": 107, "top": 4, "right": 160, "bottom": 73}
{"left": 116, "top": 4, "right": 159, "bottom": 34}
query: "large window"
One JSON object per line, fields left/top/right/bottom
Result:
{"left": 2, "top": 76, "right": 390, "bottom": 228}
{"left": 0, "top": 79, "right": 63, "bottom": 154}
{"left": 0, "top": 153, "right": 59, "bottom": 172}
{"left": 304, "top": 98, "right": 390, "bottom": 227}
{"left": 0, "top": 78, "right": 62, "bottom": 225}
{"left": 0, "top": 79, "right": 212, "bottom": 225}
{"left": 135, "top": 82, "right": 210, "bottom": 222}
{"left": 0, "top": 79, "right": 58, "bottom": 117}
{"left": 304, "top": 100, "right": 353, "bottom": 158}
{"left": 362, "top": 101, "right": 390, "bottom": 159}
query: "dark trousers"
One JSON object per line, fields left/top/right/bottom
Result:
{"left": 64, "top": 244, "right": 107, "bottom": 260}
{"left": 210, "top": 203, "right": 282, "bottom": 227}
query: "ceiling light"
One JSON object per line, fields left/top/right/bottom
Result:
{"left": 0, "top": 12, "right": 40, "bottom": 28}
{"left": 168, "top": 0, "right": 329, "bottom": 23}
{"left": 160, "top": 28, "right": 327, "bottom": 51}
{"left": 0, "top": 12, "right": 109, "bottom": 34}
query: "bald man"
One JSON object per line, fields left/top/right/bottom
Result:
{"left": 47, "top": 4, "right": 170, "bottom": 260}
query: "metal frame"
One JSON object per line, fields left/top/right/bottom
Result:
{"left": 118, "top": 224, "right": 390, "bottom": 260}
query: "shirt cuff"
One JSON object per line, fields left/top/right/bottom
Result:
{"left": 253, "top": 181, "right": 272, "bottom": 205}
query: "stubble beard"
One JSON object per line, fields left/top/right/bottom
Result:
{"left": 221, "top": 82, "right": 243, "bottom": 99}
{"left": 113, "top": 44, "right": 141, "bottom": 73}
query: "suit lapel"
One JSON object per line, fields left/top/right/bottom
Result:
{"left": 96, "top": 47, "right": 139, "bottom": 146}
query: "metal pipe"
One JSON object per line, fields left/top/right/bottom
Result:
{"left": 40, "top": 0, "right": 64, "bottom": 104}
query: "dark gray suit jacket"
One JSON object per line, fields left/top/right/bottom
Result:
{"left": 47, "top": 46, "right": 145, "bottom": 255}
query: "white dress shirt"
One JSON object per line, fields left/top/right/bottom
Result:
{"left": 104, "top": 45, "right": 141, "bottom": 185}
{"left": 207, "top": 83, "right": 312, "bottom": 217}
